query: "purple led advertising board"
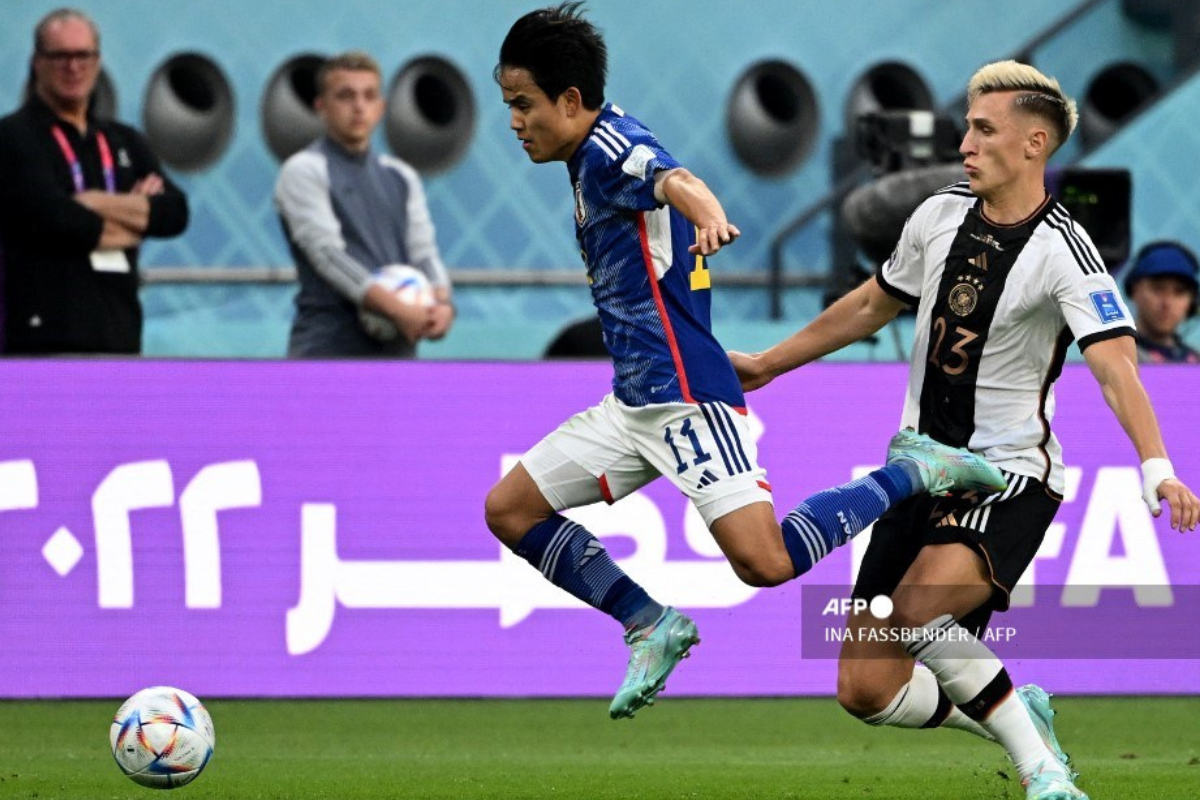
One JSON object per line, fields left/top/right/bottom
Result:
{"left": 1, "top": 361, "right": 1197, "bottom": 698}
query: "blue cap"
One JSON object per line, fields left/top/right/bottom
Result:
{"left": 1124, "top": 241, "right": 1199, "bottom": 295}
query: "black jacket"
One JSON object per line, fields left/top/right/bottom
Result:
{"left": 0, "top": 95, "right": 189, "bottom": 354}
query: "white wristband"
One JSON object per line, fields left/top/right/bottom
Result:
{"left": 1140, "top": 458, "right": 1176, "bottom": 514}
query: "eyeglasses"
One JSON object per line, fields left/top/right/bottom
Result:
{"left": 37, "top": 49, "right": 100, "bottom": 66}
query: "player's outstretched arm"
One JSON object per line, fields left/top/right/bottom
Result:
{"left": 730, "top": 278, "right": 907, "bottom": 392}
{"left": 653, "top": 168, "right": 739, "bottom": 256}
{"left": 1082, "top": 336, "right": 1200, "bottom": 530}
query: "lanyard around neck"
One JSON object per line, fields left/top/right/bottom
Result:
{"left": 50, "top": 125, "right": 116, "bottom": 193}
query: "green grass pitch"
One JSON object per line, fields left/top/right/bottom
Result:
{"left": 1, "top": 696, "right": 1197, "bottom": 798}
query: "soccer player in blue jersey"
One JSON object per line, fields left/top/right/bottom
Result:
{"left": 484, "top": 2, "right": 1006, "bottom": 720}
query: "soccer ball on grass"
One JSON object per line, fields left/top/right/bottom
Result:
{"left": 110, "top": 686, "right": 215, "bottom": 789}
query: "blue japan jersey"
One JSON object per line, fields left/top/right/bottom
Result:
{"left": 567, "top": 104, "right": 745, "bottom": 408}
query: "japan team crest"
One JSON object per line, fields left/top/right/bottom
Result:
{"left": 574, "top": 182, "right": 587, "bottom": 225}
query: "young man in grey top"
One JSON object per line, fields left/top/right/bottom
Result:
{"left": 275, "top": 51, "right": 453, "bottom": 358}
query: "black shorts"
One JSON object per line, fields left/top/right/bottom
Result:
{"left": 852, "top": 472, "right": 1061, "bottom": 634}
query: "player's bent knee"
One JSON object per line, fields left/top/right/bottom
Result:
{"left": 836, "top": 670, "right": 893, "bottom": 719}
{"left": 484, "top": 482, "right": 555, "bottom": 547}
{"left": 482, "top": 488, "right": 504, "bottom": 536}
{"left": 483, "top": 485, "right": 525, "bottom": 545}
{"left": 728, "top": 555, "right": 794, "bottom": 588}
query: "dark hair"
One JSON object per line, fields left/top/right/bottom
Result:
{"left": 494, "top": 2, "right": 606, "bottom": 109}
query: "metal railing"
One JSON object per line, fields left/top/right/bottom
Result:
{"left": 140, "top": 266, "right": 826, "bottom": 288}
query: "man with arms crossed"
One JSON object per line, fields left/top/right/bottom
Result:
{"left": 733, "top": 61, "right": 1198, "bottom": 800}
{"left": 485, "top": 3, "right": 1006, "bottom": 721}
{"left": 0, "top": 8, "right": 188, "bottom": 354}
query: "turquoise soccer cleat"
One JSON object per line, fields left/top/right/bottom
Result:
{"left": 608, "top": 607, "right": 699, "bottom": 720}
{"left": 1022, "top": 760, "right": 1090, "bottom": 800}
{"left": 887, "top": 429, "right": 1008, "bottom": 496}
{"left": 1018, "top": 684, "right": 1077, "bottom": 780}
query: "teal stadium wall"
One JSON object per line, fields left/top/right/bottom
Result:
{"left": 1, "top": 0, "right": 1191, "bottom": 358}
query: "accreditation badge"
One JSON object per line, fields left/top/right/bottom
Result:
{"left": 90, "top": 249, "right": 131, "bottom": 273}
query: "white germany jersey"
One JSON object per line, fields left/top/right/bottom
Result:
{"left": 877, "top": 183, "right": 1135, "bottom": 495}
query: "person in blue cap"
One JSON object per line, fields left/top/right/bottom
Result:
{"left": 1123, "top": 240, "right": 1200, "bottom": 363}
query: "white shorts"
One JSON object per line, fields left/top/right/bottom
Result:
{"left": 521, "top": 393, "right": 772, "bottom": 527}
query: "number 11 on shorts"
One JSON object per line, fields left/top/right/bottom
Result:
{"left": 664, "top": 419, "right": 713, "bottom": 474}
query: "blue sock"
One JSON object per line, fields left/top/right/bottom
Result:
{"left": 780, "top": 464, "right": 916, "bottom": 577}
{"left": 514, "top": 514, "right": 663, "bottom": 629}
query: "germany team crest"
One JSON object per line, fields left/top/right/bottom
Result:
{"left": 949, "top": 282, "right": 978, "bottom": 316}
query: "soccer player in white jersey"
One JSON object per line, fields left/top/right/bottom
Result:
{"left": 484, "top": 2, "right": 1007, "bottom": 722}
{"left": 732, "top": 61, "right": 1199, "bottom": 799}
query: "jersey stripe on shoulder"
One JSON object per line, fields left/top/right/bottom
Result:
{"left": 1045, "top": 207, "right": 1106, "bottom": 276}
{"left": 934, "top": 181, "right": 975, "bottom": 198}
{"left": 590, "top": 119, "right": 637, "bottom": 162}
{"left": 599, "top": 120, "right": 632, "bottom": 149}
{"left": 589, "top": 131, "right": 621, "bottom": 160}
{"left": 595, "top": 126, "right": 624, "bottom": 152}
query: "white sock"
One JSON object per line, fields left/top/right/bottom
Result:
{"left": 904, "top": 614, "right": 1053, "bottom": 781}
{"left": 983, "top": 694, "right": 1059, "bottom": 779}
{"left": 864, "top": 664, "right": 994, "bottom": 740}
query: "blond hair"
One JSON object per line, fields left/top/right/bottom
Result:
{"left": 317, "top": 51, "right": 381, "bottom": 95}
{"left": 967, "top": 60, "right": 1078, "bottom": 152}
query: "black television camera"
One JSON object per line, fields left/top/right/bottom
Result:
{"left": 855, "top": 110, "right": 962, "bottom": 174}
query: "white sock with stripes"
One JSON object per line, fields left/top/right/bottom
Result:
{"left": 864, "top": 664, "right": 995, "bottom": 739}
{"left": 905, "top": 615, "right": 1055, "bottom": 781}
